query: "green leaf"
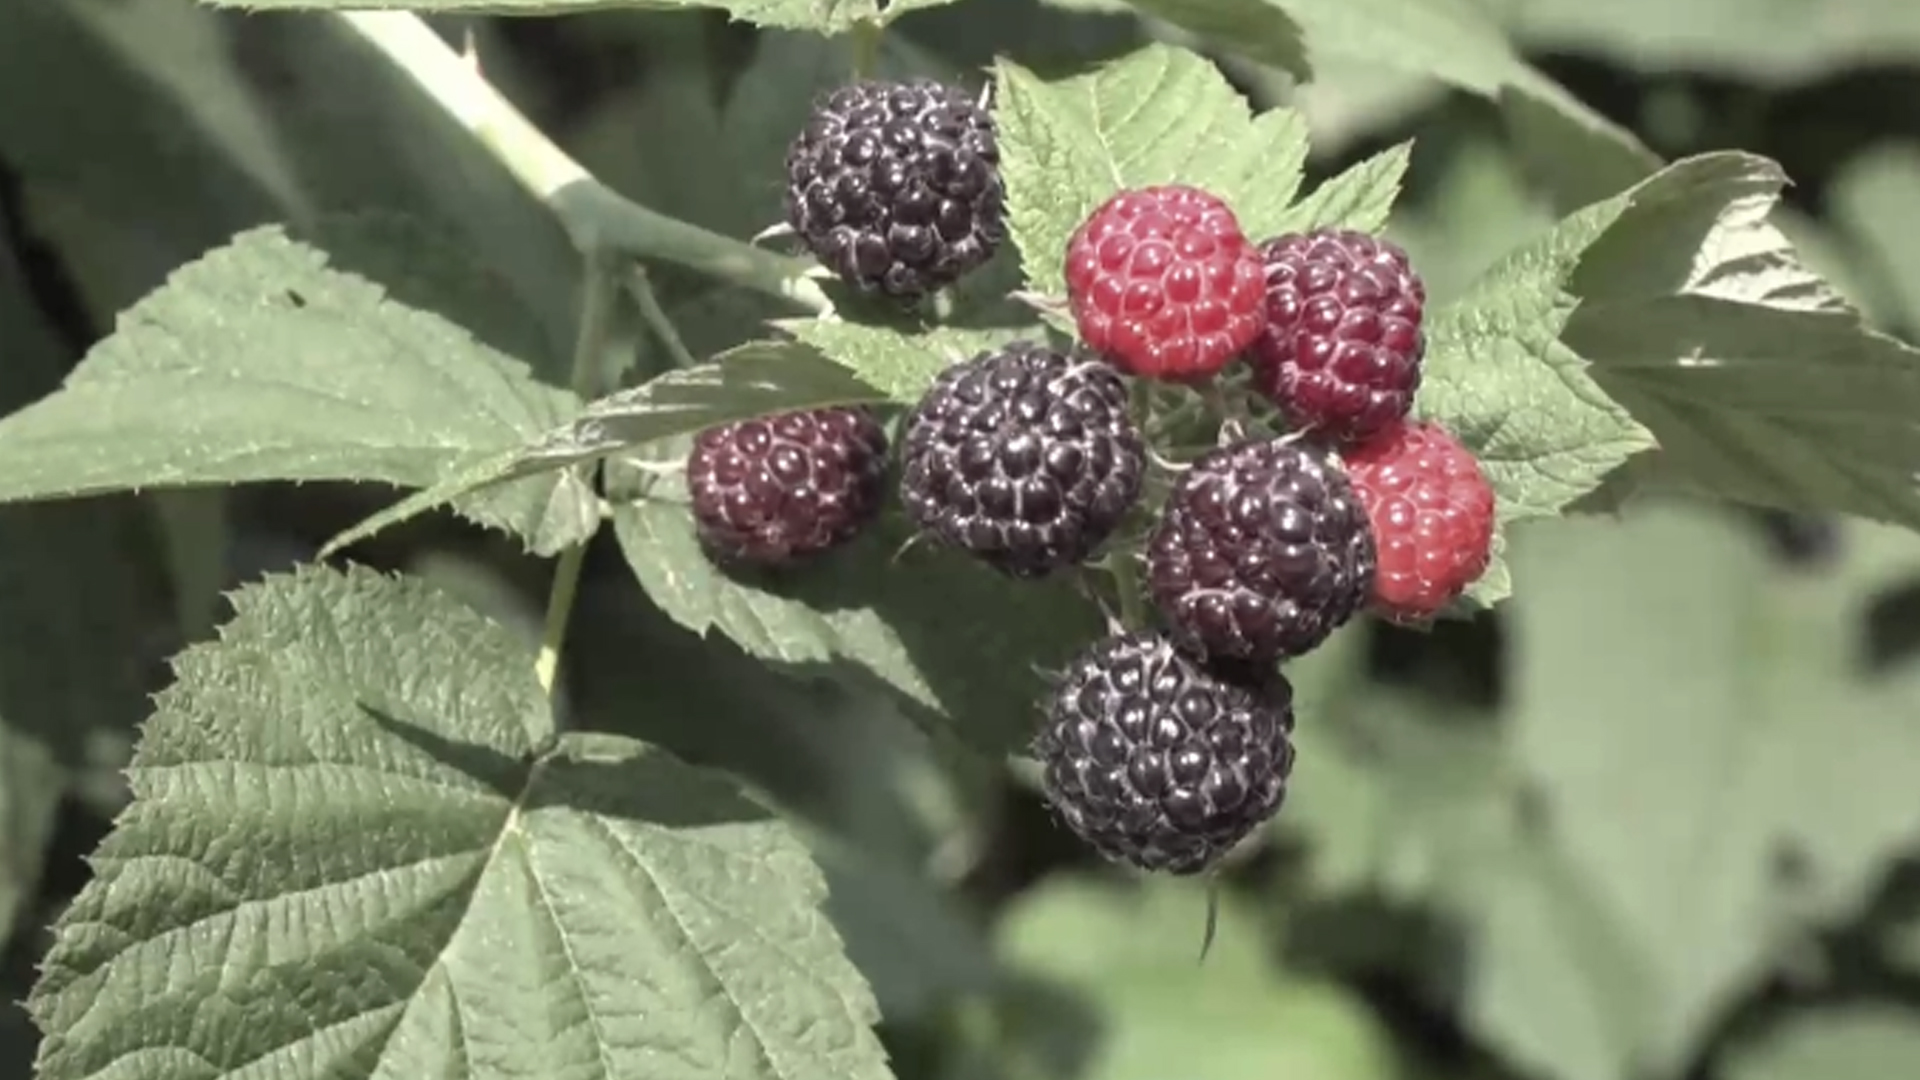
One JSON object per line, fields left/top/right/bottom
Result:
{"left": 568, "top": 587, "right": 998, "bottom": 1020}
{"left": 30, "top": 564, "right": 892, "bottom": 1080}
{"left": 1826, "top": 145, "right": 1920, "bottom": 334}
{"left": 1272, "top": 142, "right": 1412, "bottom": 237}
{"left": 1504, "top": 0, "right": 1920, "bottom": 85}
{"left": 1563, "top": 153, "right": 1920, "bottom": 533}
{"left": 984, "top": 877, "right": 1401, "bottom": 1080}
{"left": 203, "top": 0, "right": 892, "bottom": 32}
{"left": 1272, "top": 0, "right": 1659, "bottom": 209}
{"left": 1469, "top": 506, "right": 1920, "bottom": 1080}
{"left": 0, "top": 224, "right": 596, "bottom": 553}
{"left": 780, "top": 320, "right": 1025, "bottom": 403}
{"left": 1418, "top": 187, "right": 1657, "bottom": 606}
{"left": 605, "top": 451, "right": 1101, "bottom": 755}
{"left": 993, "top": 44, "right": 1311, "bottom": 296}
{"left": 1109, "top": 0, "right": 1309, "bottom": 80}
{"left": 318, "top": 339, "right": 888, "bottom": 556}
{"left": 1723, "top": 1008, "right": 1920, "bottom": 1080}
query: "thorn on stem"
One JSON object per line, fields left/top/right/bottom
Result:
{"left": 751, "top": 221, "right": 797, "bottom": 246}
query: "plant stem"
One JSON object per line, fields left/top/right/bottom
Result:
{"left": 626, "top": 266, "right": 699, "bottom": 370}
{"left": 336, "top": 11, "right": 829, "bottom": 314}
{"left": 534, "top": 260, "right": 622, "bottom": 696}
{"left": 1110, "top": 554, "right": 1149, "bottom": 629}
{"left": 851, "top": 18, "right": 885, "bottom": 78}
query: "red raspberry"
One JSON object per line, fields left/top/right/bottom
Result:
{"left": 1064, "top": 185, "right": 1267, "bottom": 382}
{"left": 1249, "top": 229, "right": 1425, "bottom": 443}
{"left": 1343, "top": 420, "right": 1495, "bottom": 623}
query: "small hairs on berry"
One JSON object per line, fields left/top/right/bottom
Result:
{"left": 1249, "top": 228, "right": 1426, "bottom": 443}
{"left": 1147, "top": 436, "right": 1376, "bottom": 663}
{"left": 1343, "top": 419, "right": 1495, "bottom": 623}
{"left": 899, "top": 341, "right": 1145, "bottom": 578}
{"left": 783, "top": 78, "right": 1005, "bottom": 298}
{"left": 1064, "top": 185, "right": 1268, "bottom": 382}
{"left": 1035, "top": 630, "right": 1296, "bottom": 875}
{"left": 687, "top": 407, "right": 889, "bottom": 567}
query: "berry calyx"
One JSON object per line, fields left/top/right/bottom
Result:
{"left": 1343, "top": 420, "right": 1495, "bottom": 622}
{"left": 1064, "top": 185, "right": 1267, "bottom": 381}
{"left": 900, "top": 341, "right": 1146, "bottom": 577}
{"left": 1035, "top": 630, "right": 1296, "bottom": 875}
{"left": 1146, "top": 436, "right": 1375, "bottom": 662}
{"left": 1249, "top": 228, "right": 1426, "bottom": 443}
{"left": 687, "top": 407, "right": 889, "bottom": 566}
{"left": 783, "top": 78, "right": 1005, "bottom": 298}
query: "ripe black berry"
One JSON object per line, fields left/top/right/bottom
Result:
{"left": 900, "top": 341, "right": 1145, "bottom": 578}
{"left": 1035, "top": 630, "right": 1296, "bottom": 874}
{"left": 1147, "top": 436, "right": 1375, "bottom": 662}
{"left": 784, "top": 78, "right": 1005, "bottom": 298}
{"left": 687, "top": 407, "right": 888, "bottom": 566}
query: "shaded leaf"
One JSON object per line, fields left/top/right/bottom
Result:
{"left": 205, "top": 0, "right": 893, "bottom": 33}
{"left": 1272, "top": 142, "right": 1412, "bottom": 237}
{"left": 1470, "top": 506, "right": 1920, "bottom": 1080}
{"left": 1723, "top": 1007, "right": 1920, "bottom": 1080}
{"left": 1110, "top": 0, "right": 1309, "bottom": 79}
{"left": 604, "top": 449, "right": 1101, "bottom": 755}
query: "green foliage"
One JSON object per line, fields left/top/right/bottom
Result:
{"left": 30, "top": 565, "right": 890, "bottom": 1080}
{"left": 1, "top": 1, "right": 1920, "bottom": 1079}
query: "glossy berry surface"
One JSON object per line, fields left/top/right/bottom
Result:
{"left": 687, "top": 407, "right": 889, "bottom": 566}
{"left": 1147, "top": 436, "right": 1375, "bottom": 662}
{"left": 1249, "top": 228, "right": 1426, "bottom": 443}
{"left": 1064, "top": 185, "right": 1267, "bottom": 381}
{"left": 1035, "top": 630, "right": 1296, "bottom": 874}
{"left": 783, "top": 78, "right": 1004, "bottom": 298}
{"left": 1343, "top": 420, "right": 1495, "bottom": 622}
{"left": 900, "top": 341, "right": 1145, "bottom": 577}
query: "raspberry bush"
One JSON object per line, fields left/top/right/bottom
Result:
{"left": 2, "top": 2, "right": 1920, "bottom": 1080}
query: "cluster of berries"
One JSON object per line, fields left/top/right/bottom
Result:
{"left": 682, "top": 78, "right": 1498, "bottom": 876}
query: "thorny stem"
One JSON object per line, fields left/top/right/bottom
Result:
{"left": 534, "top": 260, "right": 623, "bottom": 697}
{"left": 337, "top": 12, "right": 830, "bottom": 313}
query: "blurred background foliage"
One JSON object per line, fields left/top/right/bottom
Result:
{"left": 3, "top": 1, "right": 1920, "bottom": 1078}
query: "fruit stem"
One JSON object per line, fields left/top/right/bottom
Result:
{"left": 1110, "top": 554, "right": 1150, "bottom": 629}
{"left": 534, "top": 257, "right": 623, "bottom": 699}
{"left": 336, "top": 11, "right": 829, "bottom": 314}
{"left": 851, "top": 18, "right": 885, "bottom": 79}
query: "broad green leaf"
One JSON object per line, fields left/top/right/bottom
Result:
{"left": 319, "top": 339, "right": 888, "bottom": 556}
{"left": 204, "top": 0, "right": 893, "bottom": 32}
{"left": 1827, "top": 145, "right": 1920, "bottom": 336}
{"left": 1418, "top": 186, "right": 1657, "bottom": 606}
{"left": 982, "top": 877, "right": 1401, "bottom": 1080}
{"left": 993, "top": 45, "right": 1311, "bottom": 296}
{"left": 30, "top": 564, "right": 892, "bottom": 1080}
{"left": 1563, "top": 153, "right": 1920, "bottom": 533}
{"left": 1723, "top": 1008, "right": 1920, "bottom": 1080}
{"left": 0, "top": 224, "right": 597, "bottom": 553}
{"left": 1280, "top": 630, "right": 1520, "bottom": 906}
{"left": 1108, "top": 0, "right": 1310, "bottom": 79}
{"left": 1504, "top": 0, "right": 1920, "bottom": 85}
{"left": 568, "top": 587, "right": 998, "bottom": 1019}
{"left": 780, "top": 320, "right": 1029, "bottom": 403}
{"left": 1471, "top": 506, "right": 1920, "bottom": 1080}
{"left": 1271, "top": 142, "right": 1412, "bottom": 237}
{"left": 605, "top": 451, "right": 1101, "bottom": 755}
{"left": 1273, "top": 0, "right": 1659, "bottom": 209}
